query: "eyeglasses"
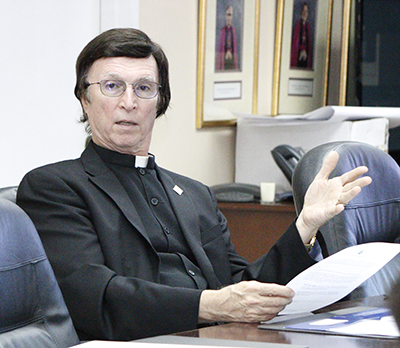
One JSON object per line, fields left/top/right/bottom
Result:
{"left": 86, "top": 79, "right": 161, "bottom": 99}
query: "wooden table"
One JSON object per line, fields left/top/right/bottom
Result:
{"left": 174, "top": 296, "right": 399, "bottom": 348}
{"left": 218, "top": 202, "right": 297, "bottom": 262}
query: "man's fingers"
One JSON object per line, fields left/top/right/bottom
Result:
{"left": 340, "top": 165, "right": 370, "bottom": 185}
{"left": 336, "top": 175, "right": 372, "bottom": 206}
{"left": 239, "top": 282, "right": 295, "bottom": 311}
{"left": 314, "top": 151, "right": 340, "bottom": 181}
{"left": 258, "top": 284, "right": 295, "bottom": 299}
{"left": 199, "top": 282, "right": 296, "bottom": 323}
{"left": 315, "top": 152, "right": 372, "bottom": 188}
{"left": 338, "top": 170, "right": 372, "bottom": 199}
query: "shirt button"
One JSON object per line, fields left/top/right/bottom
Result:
{"left": 150, "top": 198, "right": 159, "bottom": 206}
{"left": 164, "top": 227, "right": 170, "bottom": 234}
{"left": 139, "top": 168, "right": 146, "bottom": 175}
{"left": 188, "top": 270, "right": 196, "bottom": 276}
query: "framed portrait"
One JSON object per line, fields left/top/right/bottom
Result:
{"left": 196, "top": 0, "right": 260, "bottom": 128}
{"left": 272, "top": 0, "right": 333, "bottom": 115}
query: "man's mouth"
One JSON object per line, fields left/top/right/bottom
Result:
{"left": 116, "top": 121, "right": 135, "bottom": 126}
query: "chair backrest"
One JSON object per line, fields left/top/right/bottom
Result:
{"left": 0, "top": 186, "right": 18, "bottom": 203}
{"left": 271, "top": 145, "right": 304, "bottom": 185}
{"left": 292, "top": 141, "right": 400, "bottom": 298}
{"left": 0, "top": 198, "right": 80, "bottom": 347}
{"left": 390, "top": 278, "right": 400, "bottom": 329}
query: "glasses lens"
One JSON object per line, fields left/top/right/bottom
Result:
{"left": 100, "top": 80, "right": 126, "bottom": 97}
{"left": 134, "top": 81, "right": 160, "bottom": 99}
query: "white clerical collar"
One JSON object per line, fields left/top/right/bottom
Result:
{"left": 134, "top": 155, "right": 150, "bottom": 168}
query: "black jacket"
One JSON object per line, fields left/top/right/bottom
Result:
{"left": 17, "top": 141, "right": 315, "bottom": 341}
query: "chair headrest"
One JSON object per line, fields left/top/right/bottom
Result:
{"left": 0, "top": 199, "right": 80, "bottom": 347}
{"left": 0, "top": 186, "right": 18, "bottom": 203}
{"left": 0, "top": 199, "right": 46, "bottom": 266}
{"left": 293, "top": 141, "right": 400, "bottom": 213}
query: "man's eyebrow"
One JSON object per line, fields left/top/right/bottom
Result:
{"left": 102, "top": 74, "right": 156, "bottom": 83}
{"left": 103, "top": 73, "right": 122, "bottom": 80}
{"left": 136, "top": 77, "right": 158, "bottom": 83}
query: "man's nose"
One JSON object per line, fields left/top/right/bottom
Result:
{"left": 119, "top": 86, "right": 137, "bottom": 109}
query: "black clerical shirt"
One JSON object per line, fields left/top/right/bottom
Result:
{"left": 93, "top": 143, "right": 208, "bottom": 290}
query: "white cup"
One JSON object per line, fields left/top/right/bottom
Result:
{"left": 260, "top": 182, "right": 276, "bottom": 204}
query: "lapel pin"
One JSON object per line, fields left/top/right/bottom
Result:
{"left": 173, "top": 185, "right": 183, "bottom": 195}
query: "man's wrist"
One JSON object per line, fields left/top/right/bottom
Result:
{"left": 295, "top": 212, "right": 318, "bottom": 244}
{"left": 198, "top": 289, "right": 217, "bottom": 323}
{"left": 304, "top": 234, "right": 317, "bottom": 252}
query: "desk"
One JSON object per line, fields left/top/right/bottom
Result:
{"left": 173, "top": 296, "right": 399, "bottom": 348}
{"left": 218, "top": 202, "right": 297, "bottom": 262}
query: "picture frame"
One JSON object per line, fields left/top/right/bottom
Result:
{"left": 272, "top": 0, "right": 333, "bottom": 115}
{"left": 327, "top": 0, "right": 356, "bottom": 107}
{"left": 338, "top": 0, "right": 352, "bottom": 106}
{"left": 196, "top": 0, "right": 260, "bottom": 129}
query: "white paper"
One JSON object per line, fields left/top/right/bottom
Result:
{"left": 281, "top": 242, "right": 400, "bottom": 314}
{"left": 328, "top": 315, "right": 400, "bottom": 338}
{"left": 76, "top": 342, "right": 215, "bottom": 347}
{"left": 75, "top": 341, "right": 133, "bottom": 346}
{"left": 75, "top": 341, "right": 268, "bottom": 348}
{"left": 234, "top": 105, "right": 400, "bottom": 128}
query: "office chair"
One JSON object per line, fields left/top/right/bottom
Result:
{"left": 390, "top": 278, "right": 400, "bottom": 329}
{"left": 292, "top": 141, "right": 400, "bottom": 299}
{"left": 0, "top": 198, "right": 80, "bottom": 347}
{"left": 0, "top": 186, "right": 18, "bottom": 203}
{"left": 271, "top": 145, "right": 304, "bottom": 185}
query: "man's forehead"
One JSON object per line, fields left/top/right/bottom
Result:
{"left": 88, "top": 56, "right": 158, "bottom": 78}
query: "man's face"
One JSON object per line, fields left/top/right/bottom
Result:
{"left": 226, "top": 6, "right": 233, "bottom": 27}
{"left": 301, "top": 5, "right": 309, "bottom": 22}
{"left": 82, "top": 56, "right": 159, "bottom": 155}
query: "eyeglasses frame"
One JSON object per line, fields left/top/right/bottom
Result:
{"left": 85, "top": 79, "right": 162, "bottom": 99}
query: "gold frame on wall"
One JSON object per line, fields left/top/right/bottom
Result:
{"left": 271, "top": 0, "right": 333, "bottom": 115}
{"left": 196, "top": 0, "right": 260, "bottom": 129}
{"left": 338, "top": 0, "right": 351, "bottom": 106}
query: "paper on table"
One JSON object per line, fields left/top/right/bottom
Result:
{"left": 75, "top": 340, "right": 306, "bottom": 348}
{"left": 278, "top": 307, "right": 400, "bottom": 338}
{"left": 328, "top": 312, "right": 400, "bottom": 338}
{"left": 280, "top": 242, "right": 400, "bottom": 315}
{"left": 77, "top": 342, "right": 218, "bottom": 347}
{"left": 75, "top": 341, "right": 135, "bottom": 346}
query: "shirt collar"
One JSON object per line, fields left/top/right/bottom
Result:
{"left": 92, "top": 142, "right": 155, "bottom": 169}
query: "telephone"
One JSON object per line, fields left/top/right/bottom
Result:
{"left": 271, "top": 145, "right": 305, "bottom": 184}
{"left": 210, "top": 183, "right": 261, "bottom": 203}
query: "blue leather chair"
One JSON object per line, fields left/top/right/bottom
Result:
{"left": 0, "top": 186, "right": 17, "bottom": 203}
{"left": 390, "top": 278, "right": 400, "bottom": 329}
{"left": 292, "top": 141, "right": 400, "bottom": 299}
{"left": 0, "top": 198, "right": 79, "bottom": 347}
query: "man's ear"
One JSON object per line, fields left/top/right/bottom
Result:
{"left": 81, "top": 97, "right": 92, "bottom": 118}
{"left": 81, "top": 97, "right": 89, "bottom": 108}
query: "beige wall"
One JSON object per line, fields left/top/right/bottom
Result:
{"left": 139, "top": 0, "right": 345, "bottom": 187}
{"left": 140, "top": 1, "right": 236, "bottom": 187}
